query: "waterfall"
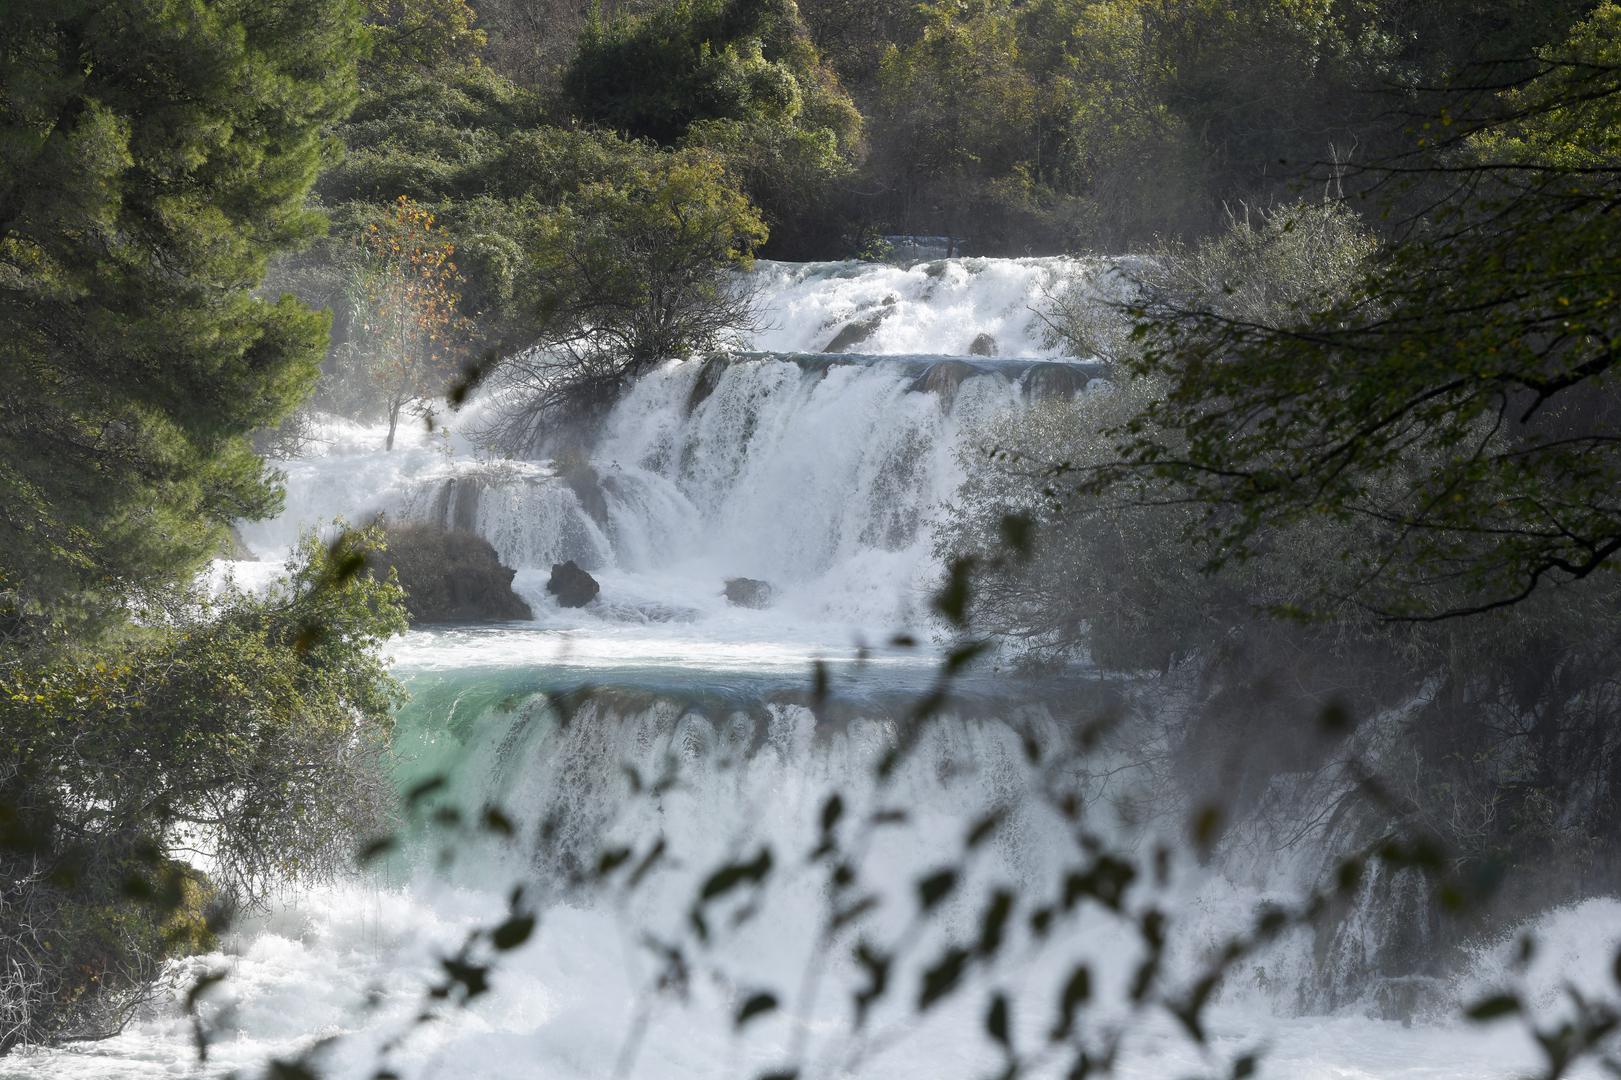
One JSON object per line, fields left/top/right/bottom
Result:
{"left": 47, "top": 257, "right": 1621, "bottom": 1080}
{"left": 236, "top": 258, "right": 1112, "bottom": 637}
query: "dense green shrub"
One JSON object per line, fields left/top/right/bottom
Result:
{"left": 563, "top": 0, "right": 861, "bottom": 254}
{"left": 482, "top": 151, "right": 767, "bottom": 449}
{"left": 0, "top": 533, "right": 406, "bottom": 1052}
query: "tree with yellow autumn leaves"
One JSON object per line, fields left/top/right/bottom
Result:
{"left": 348, "top": 197, "right": 472, "bottom": 450}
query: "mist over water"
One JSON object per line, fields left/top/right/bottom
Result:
{"left": 27, "top": 258, "right": 1621, "bottom": 1079}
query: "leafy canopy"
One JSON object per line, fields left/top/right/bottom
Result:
{"left": 0, "top": 0, "right": 364, "bottom": 643}
{"left": 1097, "top": 3, "right": 1621, "bottom": 619}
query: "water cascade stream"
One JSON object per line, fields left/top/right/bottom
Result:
{"left": 23, "top": 258, "right": 1621, "bottom": 1080}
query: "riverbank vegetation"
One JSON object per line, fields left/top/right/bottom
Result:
{"left": 943, "top": 0, "right": 1621, "bottom": 1008}
{"left": 3, "top": 0, "right": 1621, "bottom": 1068}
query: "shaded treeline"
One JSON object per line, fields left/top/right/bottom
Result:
{"left": 943, "top": 0, "right": 1621, "bottom": 1002}
{"left": 4, "top": 0, "right": 1620, "bottom": 1064}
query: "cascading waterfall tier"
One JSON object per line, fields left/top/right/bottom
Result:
{"left": 238, "top": 257, "right": 1116, "bottom": 636}
{"left": 45, "top": 255, "right": 1621, "bottom": 1080}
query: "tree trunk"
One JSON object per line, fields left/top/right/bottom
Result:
{"left": 385, "top": 403, "right": 400, "bottom": 451}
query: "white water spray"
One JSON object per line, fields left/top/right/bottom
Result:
{"left": 34, "top": 258, "right": 1621, "bottom": 1080}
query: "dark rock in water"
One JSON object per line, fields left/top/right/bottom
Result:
{"left": 1022, "top": 362, "right": 1095, "bottom": 400}
{"left": 968, "top": 332, "right": 998, "bottom": 357}
{"left": 426, "top": 474, "right": 485, "bottom": 532}
{"left": 559, "top": 456, "right": 609, "bottom": 526}
{"left": 686, "top": 353, "right": 730, "bottom": 413}
{"left": 367, "top": 522, "right": 532, "bottom": 624}
{"left": 724, "top": 577, "right": 774, "bottom": 609}
{"left": 912, "top": 359, "right": 978, "bottom": 402}
{"left": 822, "top": 310, "right": 887, "bottom": 353}
{"left": 548, "top": 559, "right": 601, "bottom": 608}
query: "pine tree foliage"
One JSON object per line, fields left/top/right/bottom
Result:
{"left": 0, "top": 0, "right": 364, "bottom": 643}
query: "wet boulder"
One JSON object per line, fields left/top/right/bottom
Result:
{"left": 912, "top": 359, "right": 978, "bottom": 402}
{"left": 548, "top": 560, "right": 601, "bottom": 608}
{"left": 822, "top": 310, "right": 887, "bottom": 353}
{"left": 724, "top": 577, "right": 774, "bottom": 609}
{"left": 367, "top": 523, "right": 532, "bottom": 624}
{"left": 968, "top": 332, "right": 998, "bottom": 357}
{"left": 1023, "top": 362, "right": 1104, "bottom": 400}
{"left": 559, "top": 456, "right": 609, "bottom": 526}
{"left": 686, "top": 353, "right": 731, "bottom": 413}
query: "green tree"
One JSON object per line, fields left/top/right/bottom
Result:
{"left": 346, "top": 197, "right": 471, "bottom": 450}
{"left": 0, "top": 530, "right": 406, "bottom": 1052}
{"left": 563, "top": 0, "right": 860, "bottom": 255}
{"left": 364, "top": 0, "right": 486, "bottom": 74}
{"left": 0, "top": 0, "right": 363, "bottom": 644}
{"left": 1092, "top": 3, "right": 1621, "bottom": 619}
{"left": 484, "top": 151, "right": 766, "bottom": 449}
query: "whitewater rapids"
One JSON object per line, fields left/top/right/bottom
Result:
{"left": 18, "top": 257, "right": 1621, "bottom": 1080}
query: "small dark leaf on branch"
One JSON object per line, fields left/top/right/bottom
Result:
{"left": 440, "top": 957, "right": 490, "bottom": 999}
{"left": 1052, "top": 964, "right": 1091, "bottom": 1040}
{"left": 999, "top": 513, "right": 1034, "bottom": 559}
{"left": 945, "top": 640, "right": 990, "bottom": 675}
{"left": 986, "top": 991, "right": 1012, "bottom": 1050}
{"left": 1465, "top": 994, "right": 1521, "bottom": 1022}
{"left": 1318, "top": 700, "right": 1352, "bottom": 736}
{"left": 1190, "top": 803, "right": 1225, "bottom": 859}
{"left": 978, "top": 889, "right": 1015, "bottom": 958}
{"left": 967, "top": 807, "right": 1005, "bottom": 849}
{"left": 598, "top": 846, "right": 632, "bottom": 876}
{"left": 1254, "top": 905, "right": 1289, "bottom": 938}
{"left": 481, "top": 806, "right": 515, "bottom": 836}
{"left": 917, "top": 868, "right": 958, "bottom": 911}
{"left": 358, "top": 836, "right": 396, "bottom": 863}
{"left": 1510, "top": 933, "right": 1535, "bottom": 971}
{"left": 736, "top": 991, "right": 779, "bottom": 1028}
{"left": 1173, "top": 972, "right": 1221, "bottom": 1043}
{"left": 406, "top": 775, "right": 447, "bottom": 806}
{"left": 934, "top": 557, "right": 977, "bottom": 628}
{"left": 629, "top": 837, "right": 667, "bottom": 889}
{"left": 447, "top": 352, "right": 494, "bottom": 407}
{"left": 268, "top": 1062, "right": 317, "bottom": 1080}
{"left": 1336, "top": 857, "right": 1363, "bottom": 894}
{"left": 821, "top": 793, "right": 844, "bottom": 834}
{"left": 1029, "top": 906, "right": 1053, "bottom": 939}
{"left": 700, "top": 847, "right": 774, "bottom": 901}
{"left": 854, "top": 942, "right": 890, "bottom": 1027}
{"left": 919, "top": 946, "right": 971, "bottom": 1010}
{"left": 186, "top": 970, "right": 227, "bottom": 1012}
{"left": 1021, "top": 729, "right": 1043, "bottom": 765}
{"left": 491, "top": 912, "right": 536, "bottom": 951}
{"left": 832, "top": 894, "right": 880, "bottom": 931}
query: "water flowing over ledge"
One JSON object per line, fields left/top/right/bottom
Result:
{"left": 49, "top": 256, "right": 1621, "bottom": 1080}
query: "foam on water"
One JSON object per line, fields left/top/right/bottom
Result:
{"left": 25, "top": 256, "right": 1621, "bottom": 1079}
{"left": 22, "top": 678, "right": 1620, "bottom": 1080}
{"left": 745, "top": 257, "right": 1124, "bottom": 357}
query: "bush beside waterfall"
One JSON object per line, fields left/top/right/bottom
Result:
{"left": 937, "top": 195, "right": 1621, "bottom": 1006}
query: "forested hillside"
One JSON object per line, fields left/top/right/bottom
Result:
{"left": 3, "top": 0, "right": 1620, "bottom": 1075}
